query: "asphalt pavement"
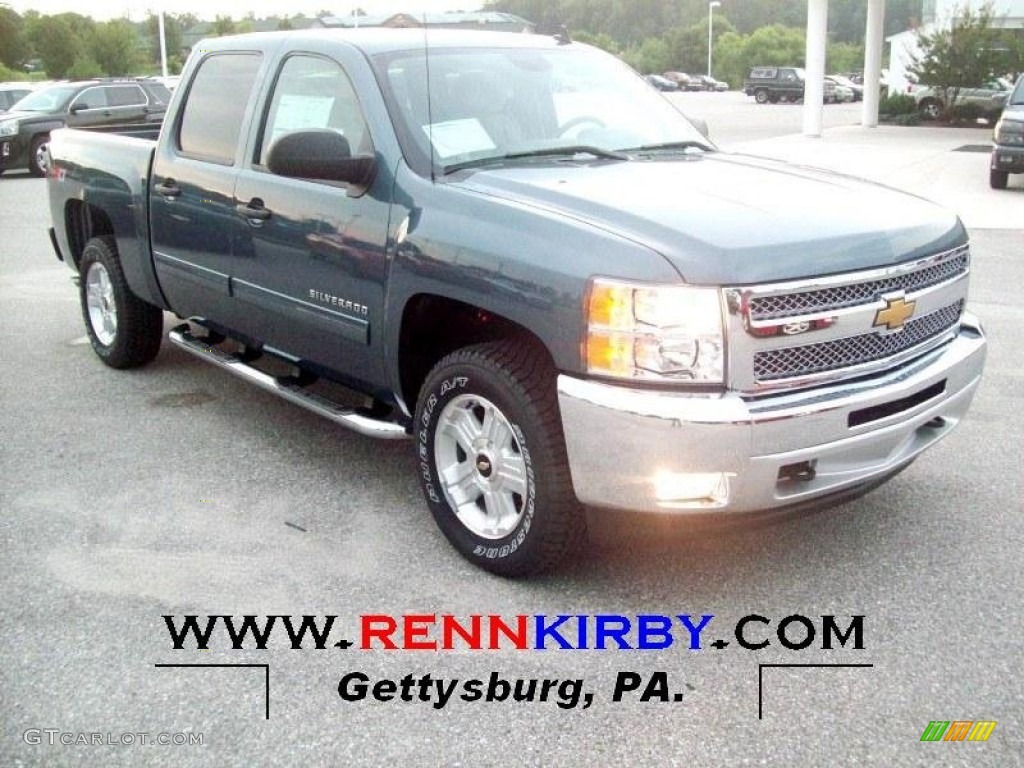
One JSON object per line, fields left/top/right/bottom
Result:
{"left": 1, "top": 111, "right": 1022, "bottom": 767}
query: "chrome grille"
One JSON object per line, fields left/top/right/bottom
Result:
{"left": 749, "top": 248, "right": 969, "bottom": 321}
{"left": 753, "top": 301, "right": 963, "bottom": 381}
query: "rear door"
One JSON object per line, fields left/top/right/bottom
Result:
{"left": 103, "top": 84, "right": 150, "bottom": 128}
{"left": 229, "top": 46, "right": 394, "bottom": 387}
{"left": 150, "top": 49, "right": 268, "bottom": 336}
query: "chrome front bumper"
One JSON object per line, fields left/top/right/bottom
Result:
{"left": 557, "top": 314, "right": 986, "bottom": 513}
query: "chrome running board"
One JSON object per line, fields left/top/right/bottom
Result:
{"left": 168, "top": 324, "right": 409, "bottom": 441}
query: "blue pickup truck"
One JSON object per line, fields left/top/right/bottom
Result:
{"left": 46, "top": 29, "right": 987, "bottom": 576}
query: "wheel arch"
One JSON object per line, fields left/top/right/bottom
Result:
{"left": 395, "top": 293, "right": 557, "bottom": 413}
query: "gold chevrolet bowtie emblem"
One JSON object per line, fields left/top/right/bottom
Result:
{"left": 874, "top": 296, "right": 916, "bottom": 331}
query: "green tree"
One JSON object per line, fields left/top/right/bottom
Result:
{"left": 623, "top": 37, "right": 672, "bottom": 74}
{"left": 27, "top": 14, "right": 92, "bottom": 78}
{"left": 664, "top": 15, "right": 737, "bottom": 76}
{"left": 66, "top": 56, "right": 103, "bottom": 79}
{"left": 0, "top": 5, "right": 30, "bottom": 69}
{"left": 909, "top": 2, "right": 1014, "bottom": 119}
{"left": 90, "top": 19, "right": 140, "bottom": 76}
{"left": 212, "top": 15, "right": 236, "bottom": 36}
{"left": 827, "top": 41, "right": 864, "bottom": 74}
{"left": 572, "top": 30, "right": 621, "bottom": 55}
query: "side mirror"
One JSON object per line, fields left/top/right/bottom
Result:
{"left": 267, "top": 129, "right": 375, "bottom": 189}
{"left": 70, "top": 103, "right": 85, "bottom": 114}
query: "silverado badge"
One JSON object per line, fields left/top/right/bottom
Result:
{"left": 874, "top": 295, "right": 916, "bottom": 331}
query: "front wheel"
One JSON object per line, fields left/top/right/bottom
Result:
{"left": 79, "top": 236, "right": 164, "bottom": 368}
{"left": 989, "top": 168, "right": 1009, "bottom": 189}
{"left": 29, "top": 133, "right": 50, "bottom": 177}
{"left": 414, "top": 340, "right": 585, "bottom": 576}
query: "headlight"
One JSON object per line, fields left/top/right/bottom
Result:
{"left": 585, "top": 278, "right": 724, "bottom": 383}
{"left": 995, "top": 119, "right": 1024, "bottom": 145}
{"left": 0, "top": 120, "right": 18, "bottom": 137}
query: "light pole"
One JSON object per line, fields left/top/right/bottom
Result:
{"left": 707, "top": 1, "right": 721, "bottom": 78}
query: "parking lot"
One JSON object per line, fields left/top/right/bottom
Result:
{"left": 1, "top": 100, "right": 1022, "bottom": 766}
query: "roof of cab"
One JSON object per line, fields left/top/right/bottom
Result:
{"left": 194, "top": 28, "right": 569, "bottom": 56}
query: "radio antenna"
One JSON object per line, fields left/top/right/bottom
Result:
{"left": 422, "top": 10, "right": 435, "bottom": 182}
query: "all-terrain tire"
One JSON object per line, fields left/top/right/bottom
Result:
{"left": 414, "top": 340, "right": 585, "bottom": 577}
{"left": 79, "top": 236, "right": 163, "bottom": 368}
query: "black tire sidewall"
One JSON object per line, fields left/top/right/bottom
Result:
{"left": 415, "top": 352, "right": 558, "bottom": 574}
{"left": 29, "top": 134, "right": 49, "bottom": 177}
{"left": 78, "top": 237, "right": 161, "bottom": 369}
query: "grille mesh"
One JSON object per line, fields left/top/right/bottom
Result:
{"left": 753, "top": 301, "right": 963, "bottom": 381}
{"left": 749, "top": 250, "right": 969, "bottom": 321}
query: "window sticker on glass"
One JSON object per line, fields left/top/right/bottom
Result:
{"left": 424, "top": 119, "right": 496, "bottom": 159}
{"left": 270, "top": 94, "right": 336, "bottom": 143}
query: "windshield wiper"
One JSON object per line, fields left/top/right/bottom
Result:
{"left": 623, "top": 140, "right": 713, "bottom": 154}
{"left": 443, "top": 145, "right": 629, "bottom": 175}
{"left": 503, "top": 145, "right": 630, "bottom": 161}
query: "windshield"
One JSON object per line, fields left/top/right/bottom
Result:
{"left": 373, "top": 45, "right": 710, "bottom": 175}
{"left": 1012, "top": 76, "right": 1024, "bottom": 105}
{"left": 11, "top": 85, "right": 79, "bottom": 113}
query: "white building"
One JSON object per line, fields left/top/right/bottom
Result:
{"left": 887, "top": 0, "right": 1024, "bottom": 94}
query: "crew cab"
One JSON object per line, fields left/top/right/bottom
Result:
{"left": 1, "top": 78, "right": 169, "bottom": 176}
{"left": 46, "top": 30, "right": 987, "bottom": 576}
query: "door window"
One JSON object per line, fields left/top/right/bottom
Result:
{"left": 178, "top": 53, "right": 262, "bottom": 165}
{"left": 70, "top": 87, "right": 110, "bottom": 111}
{"left": 257, "top": 55, "right": 371, "bottom": 168}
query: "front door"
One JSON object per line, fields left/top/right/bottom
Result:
{"left": 231, "top": 51, "right": 393, "bottom": 388}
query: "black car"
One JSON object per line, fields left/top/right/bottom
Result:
{"left": 0, "top": 78, "right": 170, "bottom": 176}
{"left": 744, "top": 66, "right": 804, "bottom": 103}
{"left": 645, "top": 74, "right": 679, "bottom": 92}
{"left": 990, "top": 74, "right": 1024, "bottom": 189}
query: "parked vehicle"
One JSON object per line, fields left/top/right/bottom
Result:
{"left": 0, "top": 83, "right": 33, "bottom": 114}
{"left": 0, "top": 78, "right": 170, "bottom": 176}
{"left": 744, "top": 66, "right": 804, "bottom": 103}
{"left": 645, "top": 74, "right": 679, "bottom": 92}
{"left": 827, "top": 74, "right": 863, "bottom": 101}
{"left": 822, "top": 78, "right": 839, "bottom": 104}
{"left": 687, "top": 75, "right": 724, "bottom": 92}
{"left": 912, "top": 79, "right": 1010, "bottom": 121}
{"left": 46, "top": 30, "right": 986, "bottom": 576}
{"left": 990, "top": 74, "right": 1024, "bottom": 189}
{"left": 662, "top": 71, "right": 692, "bottom": 89}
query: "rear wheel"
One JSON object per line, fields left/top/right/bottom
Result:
{"left": 29, "top": 133, "right": 50, "bottom": 177}
{"left": 989, "top": 168, "right": 1009, "bottom": 189}
{"left": 754, "top": 89, "right": 769, "bottom": 104}
{"left": 79, "top": 236, "right": 163, "bottom": 368}
{"left": 414, "top": 339, "right": 585, "bottom": 576}
{"left": 919, "top": 98, "right": 942, "bottom": 120}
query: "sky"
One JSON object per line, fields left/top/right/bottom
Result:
{"left": 5, "top": 1, "right": 478, "bottom": 22}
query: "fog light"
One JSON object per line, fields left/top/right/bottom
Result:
{"left": 653, "top": 471, "right": 731, "bottom": 509}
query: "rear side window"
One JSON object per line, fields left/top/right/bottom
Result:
{"left": 107, "top": 85, "right": 146, "bottom": 107}
{"left": 178, "top": 53, "right": 262, "bottom": 165}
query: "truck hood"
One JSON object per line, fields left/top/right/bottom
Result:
{"left": 0, "top": 110, "right": 58, "bottom": 124}
{"left": 1000, "top": 104, "right": 1024, "bottom": 122}
{"left": 452, "top": 152, "right": 965, "bottom": 285}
